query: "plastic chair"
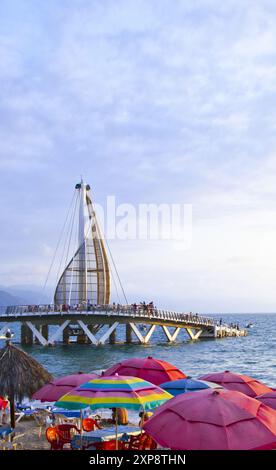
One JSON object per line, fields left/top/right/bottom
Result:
{"left": 126, "top": 434, "right": 141, "bottom": 450}
{"left": 82, "top": 418, "right": 101, "bottom": 432}
{"left": 142, "top": 434, "right": 157, "bottom": 450}
{"left": 46, "top": 426, "right": 61, "bottom": 450}
{"left": 83, "top": 440, "right": 124, "bottom": 450}
{"left": 127, "top": 433, "right": 157, "bottom": 450}
{"left": 56, "top": 424, "right": 81, "bottom": 449}
{"left": 46, "top": 425, "right": 80, "bottom": 450}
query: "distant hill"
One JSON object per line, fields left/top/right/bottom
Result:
{"left": 0, "top": 285, "right": 52, "bottom": 306}
{"left": 0, "top": 290, "right": 26, "bottom": 306}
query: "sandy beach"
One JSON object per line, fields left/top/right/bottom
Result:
{"left": 6, "top": 419, "right": 51, "bottom": 450}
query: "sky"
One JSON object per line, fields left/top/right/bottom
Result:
{"left": 1, "top": 0, "right": 276, "bottom": 312}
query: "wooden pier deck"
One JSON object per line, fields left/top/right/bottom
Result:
{"left": 0, "top": 305, "right": 247, "bottom": 346}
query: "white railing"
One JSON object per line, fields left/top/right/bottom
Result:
{"left": 0, "top": 303, "right": 217, "bottom": 327}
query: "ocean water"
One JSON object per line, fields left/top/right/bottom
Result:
{"left": 1, "top": 313, "right": 275, "bottom": 388}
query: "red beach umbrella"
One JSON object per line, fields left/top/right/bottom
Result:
{"left": 32, "top": 372, "right": 99, "bottom": 402}
{"left": 256, "top": 391, "right": 276, "bottom": 410}
{"left": 143, "top": 388, "right": 276, "bottom": 450}
{"left": 104, "top": 356, "right": 186, "bottom": 385}
{"left": 199, "top": 371, "right": 272, "bottom": 398}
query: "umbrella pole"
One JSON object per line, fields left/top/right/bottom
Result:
{"left": 80, "top": 409, "right": 83, "bottom": 450}
{"left": 115, "top": 408, "right": 118, "bottom": 450}
{"left": 9, "top": 396, "right": 15, "bottom": 430}
{"left": 140, "top": 407, "right": 144, "bottom": 435}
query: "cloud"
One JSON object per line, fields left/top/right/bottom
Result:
{"left": 1, "top": 1, "right": 276, "bottom": 311}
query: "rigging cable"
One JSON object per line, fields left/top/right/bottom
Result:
{"left": 84, "top": 197, "right": 122, "bottom": 304}
{"left": 41, "top": 189, "right": 77, "bottom": 299}
{"left": 105, "top": 238, "right": 128, "bottom": 305}
{"left": 55, "top": 190, "right": 79, "bottom": 287}
{"left": 68, "top": 194, "right": 80, "bottom": 305}
{"left": 95, "top": 217, "right": 128, "bottom": 305}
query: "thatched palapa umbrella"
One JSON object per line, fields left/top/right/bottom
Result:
{"left": 0, "top": 333, "right": 53, "bottom": 428}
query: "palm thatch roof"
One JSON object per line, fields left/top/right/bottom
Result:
{"left": 0, "top": 342, "right": 53, "bottom": 401}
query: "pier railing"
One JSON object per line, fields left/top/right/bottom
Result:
{"left": 0, "top": 304, "right": 218, "bottom": 327}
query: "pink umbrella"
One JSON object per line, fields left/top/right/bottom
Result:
{"left": 32, "top": 372, "right": 99, "bottom": 402}
{"left": 199, "top": 370, "right": 272, "bottom": 398}
{"left": 256, "top": 391, "right": 276, "bottom": 410}
{"left": 104, "top": 356, "right": 186, "bottom": 385}
{"left": 143, "top": 388, "right": 276, "bottom": 450}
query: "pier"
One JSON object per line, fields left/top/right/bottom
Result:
{"left": 0, "top": 304, "right": 247, "bottom": 346}
{"left": 0, "top": 182, "right": 247, "bottom": 347}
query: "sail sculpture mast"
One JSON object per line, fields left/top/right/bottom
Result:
{"left": 54, "top": 181, "right": 110, "bottom": 307}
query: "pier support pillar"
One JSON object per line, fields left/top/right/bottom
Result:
{"left": 77, "top": 332, "right": 87, "bottom": 344}
{"left": 34, "top": 325, "right": 49, "bottom": 344}
{"left": 63, "top": 326, "right": 70, "bottom": 345}
{"left": 98, "top": 323, "right": 119, "bottom": 345}
{"left": 162, "top": 326, "right": 181, "bottom": 342}
{"left": 42, "top": 325, "right": 48, "bottom": 341}
{"left": 143, "top": 325, "right": 156, "bottom": 343}
{"left": 21, "top": 323, "right": 33, "bottom": 345}
{"left": 126, "top": 324, "right": 132, "bottom": 343}
{"left": 129, "top": 323, "right": 145, "bottom": 344}
{"left": 26, "top": 322, "right": 48, "bottom": 346}
{"left": 34, "top": 326, "right": 41, "bottom": 345}
{"left": 86, "top": 325, "right": 96, "bottom": 344}
{"left": 109, "top": 325, "right": 116, "bottom": 344}
{"left": 77, "top": 320, "right": 99, "bottom": 345}
{"left": 0, "top": 324, "right": 9, "bottom": 337}
{"left": 48, "top": 320, "right": 70, "bottom": 345}
{"left": 127, "top": 323, "right": 156, "bottom": 344}
{"left": 186, "top": 328, "right": 203, "bottom": 341}
{"left": 200, "top": 327, "right": 216, "bottom": 338}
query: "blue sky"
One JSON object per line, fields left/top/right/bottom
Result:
{"left": 1, "top": 0, "right": 276, "bottom": 312}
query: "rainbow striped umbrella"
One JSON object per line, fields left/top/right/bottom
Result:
{"left": 54, "top": 374, "right": 172, "bottom": 411}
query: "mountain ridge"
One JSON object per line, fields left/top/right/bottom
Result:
{"left": 0, "top": 285, "right": 52, "bottom": 306}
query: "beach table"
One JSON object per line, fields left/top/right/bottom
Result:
{"left": 71, "top": 425, "right": 141, "bottom": 450}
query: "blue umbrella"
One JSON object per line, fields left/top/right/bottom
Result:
{"left": 160, "top": 378, "right": 222, "bottom": 396}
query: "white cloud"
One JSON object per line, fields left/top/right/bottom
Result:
{"left": 1, "top": 1, "right": 276, "bottom": 311}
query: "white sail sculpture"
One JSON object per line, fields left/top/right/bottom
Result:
{"left": 54, "top": 181, "right": 110, "bottom": 307}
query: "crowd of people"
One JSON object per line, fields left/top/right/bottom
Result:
{"left": 4, "top": 303, "right": 243, "bottom": 329}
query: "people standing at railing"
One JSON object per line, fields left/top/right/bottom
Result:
{"left": 140, "top": 301, "right": 146, "bottom": 312}
{"left": 148, "top": 301, "right": 154, "bottom": 316}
